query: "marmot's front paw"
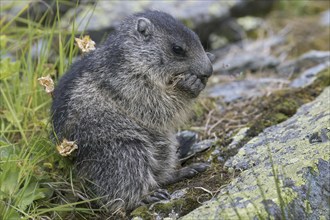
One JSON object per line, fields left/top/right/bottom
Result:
{"left": 175, "top": 74, "right": 206, "bottom": 98}
{"left": 179, "top": 163, "right": 210, "bottom": 178}
{"left": 165, "top": 162, "right": 210, "bottom": 185}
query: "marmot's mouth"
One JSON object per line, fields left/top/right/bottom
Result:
{"left": 168, "top": 72, "right": 186, "bottom": 86}
{"left": 169, "top": 72, "right": 208, "bottom": 87}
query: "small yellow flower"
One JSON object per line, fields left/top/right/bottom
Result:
{"left": 56, "top": 139, "right": 78, "bottom": 157}
{"left": 37, "top": 74, "right": 54, "bottom": 94}
{"left": 75, "top": 35, "right": 96, "bottom": 53}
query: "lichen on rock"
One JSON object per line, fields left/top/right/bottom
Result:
{"left": 181, "top": 87, "right": 330, "bottom": 219}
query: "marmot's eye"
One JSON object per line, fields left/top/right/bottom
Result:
{"left": 172, "top": 45, "right": 185, "bottom": 56}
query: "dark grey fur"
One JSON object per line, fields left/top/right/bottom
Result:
{"left": 51, "top": 10, "right": 213, "bottom": 212}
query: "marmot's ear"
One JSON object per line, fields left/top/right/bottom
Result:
{"left": 136, "top": 17, "right": 152, "bottom": 38}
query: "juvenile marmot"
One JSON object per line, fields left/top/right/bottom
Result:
{"left": 51, "top": 10, "right": 213, "bottom": 212}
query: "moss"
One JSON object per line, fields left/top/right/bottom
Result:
{"left": 130, "top": 188, "right": 206, "bottom": 219}
{"left": 130, "top": 206, "right": 151, "bottom": 220}
{"left": 243, "top": 68, "right": 330, "bottom": 142}
{"left": 153, "top": 197, "right": 199, "bottom": 217}
{"left": 312, "top": 68, "right": 330, "bottom": 89}
{"left": 274, "top": 99, "right": 299, "bottom": 116}
{"left": 273, "top": 112, "right": 289, "bottom": 123}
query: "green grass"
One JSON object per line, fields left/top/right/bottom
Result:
{"left": 0, "top": 1, "right": 101, "bottom": 219}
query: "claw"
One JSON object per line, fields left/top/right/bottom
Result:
{"left": 154, "top": 188, "right": 171, "bottom": 200}
{"left": 190, "top": 163, "right": 210, "bottom": 172}
{"left": 141, "top": 188, "right": 171, "bottom": 205}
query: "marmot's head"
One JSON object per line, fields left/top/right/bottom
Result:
{"left": 113, "top": 10, "right": 213, "bottom": 98}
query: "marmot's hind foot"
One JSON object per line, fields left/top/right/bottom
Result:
{"left": 141, "top": 188, "right": 171, "bottom": 205}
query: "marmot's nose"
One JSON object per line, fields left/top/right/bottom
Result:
{"left": 200, "top": 52, "right": 214, "bottom": 78}
{"left": 206, "top": 62, "right": 213, "bottom": 77}
{"left": 206, "top": 52, "right": 215, "bottom": 62}
{"left": 201, "top": 61, "right": 213, "bottom": 78}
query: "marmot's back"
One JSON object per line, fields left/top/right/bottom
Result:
{"left": 51, "top": 10, "right": 213, "bottom": 212}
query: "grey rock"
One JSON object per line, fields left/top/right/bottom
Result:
{"left": 290, "top": 61, "right": 330, "bottom": 88}
{"left": 181, "top": 87, "right": 330, "bottom": 219}
{"left": 283, "top": 159, "right": 330, "bottom": 220}
{"left": 215, "top": 53, "right": 279, "bottom": 75}
{"left": 320, "top": 9, "right": 330, "bottom": 26}
{"left": 207, "top": 78, "right": 289, "bottom": 102}
{"left": 292, "top": 50, "right": 330, "bottom": 63}
{"left": 171, "top": 188, "right": 188, "bottom": 200}
{"left": 277, "top": 50, "right": 330, "bottom": 77}
{"left": 227, "top": 127, "right": 249, "bottom": 150}
{"left": 212, "top": 36, "right": 285, "bottom": 75}
{"left": 306, "top": 128, "right": 330, "bottom": 144}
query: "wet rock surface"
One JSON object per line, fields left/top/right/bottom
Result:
{"left": 182, "top": 87, "right": 330, "bottom": 219}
